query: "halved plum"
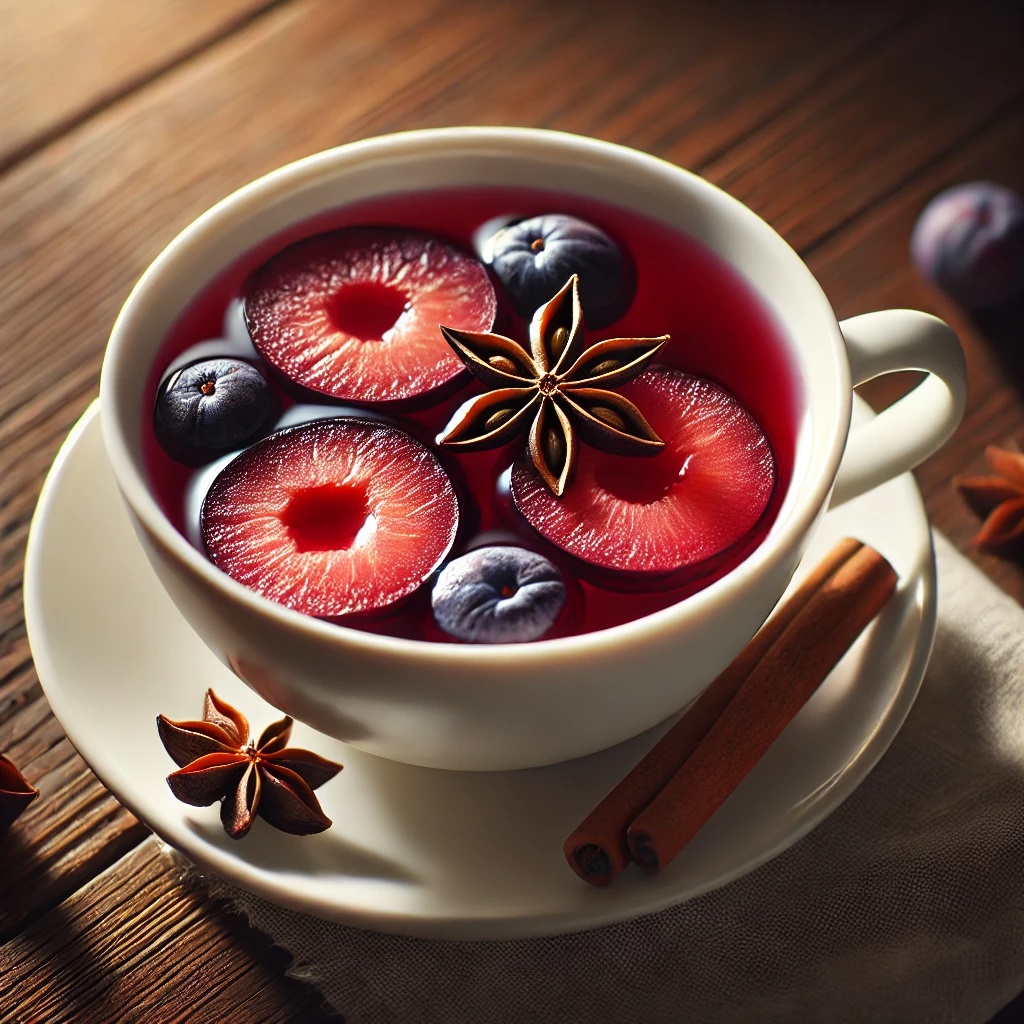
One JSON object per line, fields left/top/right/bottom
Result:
{"left": 244, "top": 229, "right": 497, "bottom": 404}
{"left": 510, "top": 366, "right": 776, "bottom": 579}
{"left": 201, "top": 418, "right": 460, "bottom": 617}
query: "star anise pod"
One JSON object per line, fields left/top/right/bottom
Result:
{"left": 954, "top": 444, "right": 1024, "bottom": 556}
{"left": 437, "top": 274, "right": 668, "bottom": 496}
{"left": 0, "top": 753, "right": 39, "bottom": 831}
{"left": 157, "top": 689, "right": 342, "bottom": 839}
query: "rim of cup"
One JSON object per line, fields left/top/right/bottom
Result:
{"left": 99, "top": 126, "right": 850, "bottom": 668}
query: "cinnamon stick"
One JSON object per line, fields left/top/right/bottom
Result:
{"left": 626, "top": 543, "right": 897, "bottom": 874}
{"left": 564, "top": 536, "right": 866, "bottom": 886}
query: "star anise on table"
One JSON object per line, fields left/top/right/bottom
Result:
{"left": 0, "top": 753, "right": 39, "bottom": 831}
{"left": 954, "top": 444, "right": 1024, "bottom": 556}
{"left": 437, "top": 274, "right": 669, "bottom": 496}
{"left": 157, "top": 689, "right": 342, "bottom": 839}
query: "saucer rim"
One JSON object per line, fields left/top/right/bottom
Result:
{"left": 24, "top": 402, "right": 936, "bottom": 939}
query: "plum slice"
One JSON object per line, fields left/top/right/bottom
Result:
{"left": 510, "top": 366, "right": 776, "bottom": 577}
{"left": 244, "top": 228, "right": 497, "bottom": 404}
{"left": 201, "top": 418, "right": 459, "bottom": 617}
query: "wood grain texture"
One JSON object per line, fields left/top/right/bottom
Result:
{"left": 0, "top": 840, "right": 340, "bottom": 1024}
{"left": 0, "top": 696, "right": 148, "bottom": 941}
{"left": 702, "top": 0, "right": 1024, "bottom": 252}
{"left": 0, "top": 0, "right": 284, "bottom": 172}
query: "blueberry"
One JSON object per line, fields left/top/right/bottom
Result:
{"left": 154, "top": 358, "right": 275, "bottom": 460}
{"left": 911, "top": 181, "right": 1024, "bottom": 310}
{"left": 431, "top": 546, "right": 566, "bottom": 643}
{"left": 489, "top": 214, "right": 627, "bottom": 327}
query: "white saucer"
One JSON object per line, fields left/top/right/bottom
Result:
{"left": 24, "top": 402, "right": 936, "bottom": 940}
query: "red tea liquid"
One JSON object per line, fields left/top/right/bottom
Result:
{"left": 144, "top": 186, "right": 802, "bottom": 640}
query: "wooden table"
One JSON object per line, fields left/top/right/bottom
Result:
{"left": 2, "top": 1, "right": 1022, "bottom": 1020}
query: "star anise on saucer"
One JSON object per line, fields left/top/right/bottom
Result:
{"left": 437, "top": 274, "right": 668, "bottom": 496}
{"left": 0, "top": 753, "right": 39, "bottom": 831}
{"left": 157, "top": 689, "right": 342, "bottom": 839}
{"left": 954, "top": 444, "right": 1024, "bottom": 556}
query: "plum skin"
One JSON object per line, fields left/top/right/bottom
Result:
{"left": 489, "top": 214, "right": 627, "bottom": 327}
{"left": 154, "top": 358, "right": 276, "bottom": 461}
{"left": 431, "top": 546, "right": 566, "bottom": 643}
{"left": 911, "top": 181, "right": 1024, "bottom": 310}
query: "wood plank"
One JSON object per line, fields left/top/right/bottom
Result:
{"left": 458, "top": 0, "right": 922, "bottom": 162}
{"left": 0, "top": 696, "right": 148, "bottom": 940}
{"left": 0, "top": 0, "right": 283, "bottom": 172}
{"left": 594, "top": 1, "right": 924, "bottom": 165}
{"left": 699, "top": 0, "right": 1024, "bottom": 252}
{"left": 0, "top": 841, "right": 339, "bottom": 1023}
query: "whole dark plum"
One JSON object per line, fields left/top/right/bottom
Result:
{"left": 489, "top": 214, "right": 628, "bottom": 327}
{"left": 155, "top": 358, "right": 276, "bottom": 462}
{"left": 911, "top": 181, "right": 1024, "bottom": 310}
{"left": 431, "top": 545, "right": 566, "bottom": 643}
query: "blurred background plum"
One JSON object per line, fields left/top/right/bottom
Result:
{"left": 911, "top": 182, "right": 1024, "bottom": 310}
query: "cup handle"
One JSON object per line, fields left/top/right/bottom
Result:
{"left": 830, "top": 309, "right": 967, "bottom": 507}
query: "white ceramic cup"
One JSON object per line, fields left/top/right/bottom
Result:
{"left": 99, "top": 127, "right": 966, "bottom": 771}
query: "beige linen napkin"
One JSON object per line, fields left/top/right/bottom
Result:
{"left": 193, "top": 533, "right": 1024, "bottom": 1023}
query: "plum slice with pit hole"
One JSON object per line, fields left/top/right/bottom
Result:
{"left": 201, "top": 418, "right": 459, "bottom": 618}
{"left": 243, "top": 228, "right": 497, "bottom": 404}
{"left": 510, "top": 366, "right": 775, "bottom": 577}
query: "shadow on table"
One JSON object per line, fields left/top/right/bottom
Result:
{"left": 970, "top": 298, "right": 1024, "bottom": 395}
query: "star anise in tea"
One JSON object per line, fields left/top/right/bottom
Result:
{"left": 437, "top": 275, "right": 668, "bottom": 496}
{"left": 0, "top": 754, "right": 38, "bottom": 831}
{"left": 955, "top": 444, "right": 1024, "bottom": 556}
{"left": 157, "top": 689, "right": 342, "bottom": 839}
